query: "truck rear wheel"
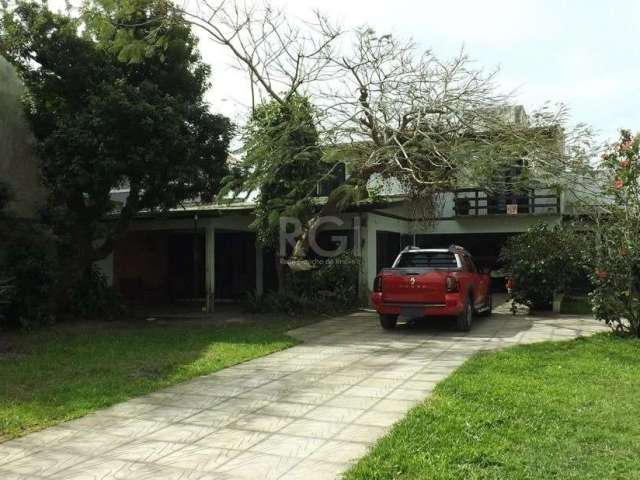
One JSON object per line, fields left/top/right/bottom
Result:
{"left": 380, "top": 314, "right": 398, "bottom": 330}
{"left": 456, "top": 297, "right": 473, "bottom": 332}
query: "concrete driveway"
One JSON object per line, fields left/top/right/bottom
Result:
{"left": 0, "top": 306, "right": 607, "bottom": 480}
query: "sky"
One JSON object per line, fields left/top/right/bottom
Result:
{"left": 194, "top": 0, "right": 640, "bottom": 145}
{"left": 50, "top": 0, "right": 640, "bottom": 144}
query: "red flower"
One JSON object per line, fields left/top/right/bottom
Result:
{"left": 620, "top": 158, "right": 631, "bottom": 168}
{"left": 595, "top": 269, "right": 608, "bottom": 279}
{"left": 621, "top": 139, "right": 634, "bottom": 151}
{"left": 615, "top": 178, "right": 624, "bottom": 190}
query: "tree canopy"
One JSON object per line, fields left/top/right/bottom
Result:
{"left": 0, "top": 0, "right": 232, "bottom": 306}
{"left": 221, "top": 95, "right": 324, "bottom": 248}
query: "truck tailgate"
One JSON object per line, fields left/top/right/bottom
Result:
{"left": 381, "top": 269, "right": 449, "bottom": 305}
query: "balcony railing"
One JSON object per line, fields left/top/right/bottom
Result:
{"left": 453, "top": 188, "right": 560, "bottom": 216}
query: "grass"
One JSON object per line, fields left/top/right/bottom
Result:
{"left": 0, "top": 314, "right": 318, "bottom": 442}
{"left": 345, "top": 334, "right": 640, "bottom": 480}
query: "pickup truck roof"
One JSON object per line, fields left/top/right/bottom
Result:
{"left": 400, "top": 245, "right": 471, "bottom": 256}
{"left": 392, "top": 248, "right": 464, "bottom": 269}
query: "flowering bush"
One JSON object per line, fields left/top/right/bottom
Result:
{"left": 500, "top": 223, "right": 591, "bottom": 311}
{"left": 590, "top": 130, "right": 640, "bottom": 336}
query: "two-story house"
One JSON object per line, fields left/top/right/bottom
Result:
{"left": 97, "top": 158, "right": 570, "bottom": 309}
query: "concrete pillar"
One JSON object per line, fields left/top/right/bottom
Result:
{"left": 205, "top": 226, "right": 215, "bottom": 312}
{"left": 255, "top": 242, "right": 264, "bottom": 296}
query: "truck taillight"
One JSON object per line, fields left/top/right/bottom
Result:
{"left": 373, "top": 276, "right": 383, "bottom": 292}
{"left": 446, "top": 275, "right": 459, "bottom": 293}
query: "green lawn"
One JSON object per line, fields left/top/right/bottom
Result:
{"left": 346, "top": 334, "right": 640, "bottom": 480}
{"left": 0, "top": 315, "right": 316, "bottom": 442}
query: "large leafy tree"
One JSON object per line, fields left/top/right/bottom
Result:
{"left": 222, "top": 95, "right": 324, "bottom": 248}
{"left": 157, "top": 1, "right": 594, "bottom": 264}
{"left": 590, "top": 130, "right": 640, "bottom": 337}
{"left": 220, "top": 95, "right": 330, "bottom": 286}
{"left": 0, "top": 0, "right": 232, "bottom": 306}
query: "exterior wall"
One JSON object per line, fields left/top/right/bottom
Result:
{"left": 360, "top": 199, "right": 564, "bottom": 299}
{"left": 0, "top": 57, "right": 45, "bottom": 218}
{"left": 97, "top": 198, "right": 565, "bottom": 306}
{"left": 417, "top": 214, "right": 562, "bottom": 236}
{"left": 361, "top": 211, "right": 411, "bottom": 297}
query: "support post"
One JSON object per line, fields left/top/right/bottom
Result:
{"left": 255, "top": 242, "right": 264, "bottom": 296}
{"left": 205, "top": 227, "right": 215, "bottom": 312}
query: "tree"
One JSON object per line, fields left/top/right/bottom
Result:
{"left": 590, "top": 130, "right": 640, "bottom": 337}
{"left": 122, "top": 1, "right": 595, "bottom": 264}
{"left": 0, "top": 0, "right": 232, "bottom": 309}
{"left": 220, "top": 95, "right": 327, "bottom": 286}
{"left": 500, "top": 223, "right": 591, "bottom": 311}
{"left": 222, "top": 95, "right": 323, "bottom": 247}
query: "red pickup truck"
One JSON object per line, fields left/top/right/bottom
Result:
{"left": 371, "top": 246, "right": 492, "bottom": 331}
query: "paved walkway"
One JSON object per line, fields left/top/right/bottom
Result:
{"left": 0, "top": 307, "right": 607, "bottom": 480}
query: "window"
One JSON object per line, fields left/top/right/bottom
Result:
{"left": 395, "top": 252, "right": 458, "bottom": 269}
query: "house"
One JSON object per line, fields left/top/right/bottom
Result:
{"left": 97, "top": 172, "right": 571, "bottom": 308}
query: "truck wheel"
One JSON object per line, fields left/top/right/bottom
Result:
{"left": 456, "top": 297, "right": 473, "bottom": 331}
{"left": 478, "top": 294, "right": 493, "bottom": 317}
{"left": 380, "top": 314, "right": 398, "bottom": 330}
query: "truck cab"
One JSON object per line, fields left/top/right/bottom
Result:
{"left": 371, "top": 245, "right": 492, "bottom": 330}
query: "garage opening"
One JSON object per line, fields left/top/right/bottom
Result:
{"left": 214, "top": 231, "right": 256, "bottom": 301}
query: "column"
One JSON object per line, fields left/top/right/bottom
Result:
{"left": 255, "top": 242, "right": 264, "bottom": 296}
{"left": 205, "top": 226, "right": 215, "bottom": 312}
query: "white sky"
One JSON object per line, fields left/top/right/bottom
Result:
{"left": 51, "top": 0, "right": 640, "bottom": 144}
{"left": 198, "top": 0, "right": 640, "bottom": 144}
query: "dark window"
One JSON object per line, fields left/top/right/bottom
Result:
{"left": 396, "top": 252, "right": 458, "bottom": 269}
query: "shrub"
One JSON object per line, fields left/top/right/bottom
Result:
{"left": 245, "top": 250, "right": 361, "bottom": 314}
{"left": 500, "top": 223, "right": 591, "bottom": 310}
{"left": 590, "top": 130, "right": 640, "bottom": 336}
{"left": 1, "top": 219, "right": 58, "bottom": 328}
{"left": 67, "top": 267, "right": 124, "bottom": 320}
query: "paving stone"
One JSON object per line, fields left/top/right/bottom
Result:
{"left": 196, "top": 428, "right": 268, "bottom": 450}
{"left": 354, "top": 410, "right": 405, "bottom": 428}
{"left": 324, "top": 395, "right": 381, "bottom": 410}
{"left": 2, "top": 449, "right": 90, "bottom": 477}
{"left": 255, "top": 402, "right": 315, "bottom": 418}
{"left": 182, "top": 408, "right": 245, "bottom": 428}
{"left": 230, "top": 413, "right": 294, "bottom": 433}
{"left": 249, "top": 433, "right": 326, "bottom": 458}
{"left": 146, "top": 423, "right": 213, "bottom": 444}
{"left": 136, "top": 406, "right": 202, "bottom": 423}
{"left": 279, "top": 458, "right": 350, "bottom": 480}
{"left": 216, "top": 451, "right": 299, "bottom": 479}
{"left": 333, "top": 424, "right": 389, "bottom": 443}
{"left": 104, "top": 439, "right": 188, "bottom": 463}
{"left": 303, "top": 406, "right": 365, "bottom": 423}
{"left": 0, "top": 445, "right": 32, "bottom": 466}
{"left": 155, "top": 444, "right": 239, "bottom": 472}
{"left": 280, "top": 419, "right": 347, "bottom": 439}
{"left": 371, "top": 398, "right": 420, "bottom": 413}
{"left": 309, "top": 439, "right": 370, "bottom": 464}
